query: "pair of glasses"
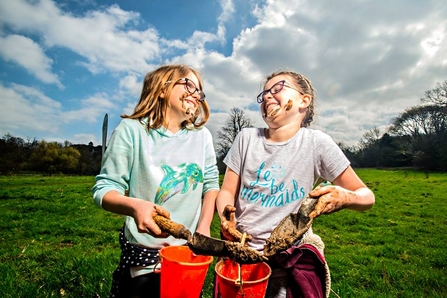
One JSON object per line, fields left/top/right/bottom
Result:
{"left": 256, "top": 80, "right": 303, "bottom": 103}
{"left": 166, "top": 78, "right": 206, "bottom": 102}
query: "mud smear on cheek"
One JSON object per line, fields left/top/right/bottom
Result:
{"left": 179, "top": 93, "right": 193, "bottom": 116}
{"left": 264, "top": 101, "right": 292, "bottom": 118}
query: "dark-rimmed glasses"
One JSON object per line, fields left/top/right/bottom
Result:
{"left": 256, "top": 80, "right": 303, "bottom": 103}
{"left": 166, "top": 78, "right": 206, "bottom": 102}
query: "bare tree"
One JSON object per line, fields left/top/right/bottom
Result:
{"left": 216, "top": 107, "right": 254, "bottom": 159}
{"left": 358, "top": 126, "right": 382, "bottom": 150}
{"left": 389, "top": 104, "right": 446, "bottom": 137}
{"left": 421, "top": 80, "right": 447, "bottom": 107}
{"left": 388, "top": 80, "right": 447, "bottom": 171}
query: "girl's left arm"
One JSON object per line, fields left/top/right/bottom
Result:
{"left": 308, "top": 166, "right": 375, "bottom": 218}
{"left": 195, "top": 130, "right": 220, "bottom": 236}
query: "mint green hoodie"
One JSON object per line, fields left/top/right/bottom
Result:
{"left": 92, "top": 118, "right": 219, "bottom": 250}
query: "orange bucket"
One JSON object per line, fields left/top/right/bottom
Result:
{"left": 159, "top": 246, "right": 213, "bottom": 298}
{"left": 215, "top": 259, "right": 271, "bottom": 298}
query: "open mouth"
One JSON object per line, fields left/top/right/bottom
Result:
{"left": 185, "top": 99, "right": 197, "bottom": 109}
{"left": 264, "top": 103, "right": 281, "bottom": 118}
{"left": 181, "top": 96, "right": 197, "bottom": 116}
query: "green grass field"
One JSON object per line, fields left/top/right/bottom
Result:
{"left": 0, "top": 169, "right": 446, "bottom": 297}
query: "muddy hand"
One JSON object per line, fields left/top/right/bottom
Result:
{"left": 147, "top": 205, "right": 171, "bottom": 238}
{"left": 153, "top": 210, "right": 192, "bottom": 241}
{"left": 154, "top": 205, "right": 170, "bottom": 219}
{"left": 221, "top": 205, "right": 253, "bottom": 242}
{"left": 263, "top": 195, "right": 319, "bottom": 257}
{"left": 308, "top": 185, "right": 351, "bottom": 218}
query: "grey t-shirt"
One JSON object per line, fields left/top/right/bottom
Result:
{"left": 224, "top": 127, "right": 350, "bottom": 251}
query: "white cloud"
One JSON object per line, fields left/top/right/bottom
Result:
{"left": 0, "top": 82, "right": 118, "bottom": 144}
{"left": 61, "top": 93, "right": 118, "bottom": 124}
{"left": 119, "top": 74, "right": 142, "bottom": 98}
{"left": 71, "top": 133, "right": 97, "bottom": 145}
{"left": 0, "top": 0, "right": 160, "bottom": 75}
{"left": 216, "top": 0, "right": 235, "bottom": 42}
{"left": 0, "top": 35, "right": 62, "bottom": 87}
{"left": 0, "top": 83, "right": 62, "bottom": 136}
{"left": 0, "top": 0, "right": 446, "bottom": 148}
{"left": 200, "top": 0, "right": 447, "bottom": 146}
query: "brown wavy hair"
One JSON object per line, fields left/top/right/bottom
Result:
{"left": 122, "top": 64, "right": 210, "bottom": 130}
{"left": 264, "top": 70, "right": 315, "bottom": 127}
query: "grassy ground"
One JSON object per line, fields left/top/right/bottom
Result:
{"left": 0, "top": 169, "right": 446, "bottom": 297}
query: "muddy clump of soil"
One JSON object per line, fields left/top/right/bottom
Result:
{"left": 263, "top": 196, "right": 319, "bottom": 257}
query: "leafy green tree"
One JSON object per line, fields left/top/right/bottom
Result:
{"left": 29, "top": 140, "right": 80, "bottom": 175}
{"left": 0, "top": 134, "right": 24, "bottom": 174}
{"left": 73, "top": 142, "right": 102, "bottom": 175}
{"left": 0, "top": 134, "right": 38, "bottom": 174}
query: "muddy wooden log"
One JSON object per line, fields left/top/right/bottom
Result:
{"left": 153, "top": 215, "right": 192, "bottom": 241}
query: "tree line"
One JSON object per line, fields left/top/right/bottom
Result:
{"left": 0, "top": 136, "right": 102, "bottom": 175}
{"left": 1, "top": 80, "right": 445, "bottom": 175}
{"left": 347, "top": 80, "right": 446, "bottom": 172}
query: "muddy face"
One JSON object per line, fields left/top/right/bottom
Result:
{"left": 263, "top": 103, "right": 280, "bottom": 118}
{"left": 263, "top": 100, "right": 294, "bottom": 118}
{"left": 179, "top": 92, "right": 197, "bottom": 117}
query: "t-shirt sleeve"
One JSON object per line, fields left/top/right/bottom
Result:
{"left": 315, "top": 131, "right": 350, "bottom": 182}
{"left": 223, "top": 129, "right": 244, "bottom": 175}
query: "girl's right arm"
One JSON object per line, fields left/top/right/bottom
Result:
{"left": 216, "top": 167, "right": 240, "bottom": 216}
{"left": 93, "top": 121, "right": 170, "bottom": 237}
{"left": 216, "top": 167, "right": 249, "bottom": 241}
{"left": 102, "top": 190, "right": 170, "bottom": 237}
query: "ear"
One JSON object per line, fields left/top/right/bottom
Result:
{"left": 159, "top": 90, "right": 166, "bottom": 99}
{"left": 300, "top": 94, "right": 312, "bottom": 108}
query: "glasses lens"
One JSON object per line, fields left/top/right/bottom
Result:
{"left": 183, "top": 78, "right": 205, "bottom": 102}
{"left": 185, "top": 79, "right": 196, "bottom": 94}
{"left": 257, "top": 80, "right": 285, "bottom": 103}
{"left": 257, "top": 92, "right": 264, "bottom": 103}
{"left": 271, "top": 80, "right": 285, "bottom": 94}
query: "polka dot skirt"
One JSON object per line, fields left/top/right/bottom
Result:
{"left": 110, "top": 225, "right": 159, "bottom": 297}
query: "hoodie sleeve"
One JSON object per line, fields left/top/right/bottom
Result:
{"left": 202, "top": 128, "right": 220, "bottom": 194}
{"left": 92, "top": 120, "right": 135, "bottom": 207}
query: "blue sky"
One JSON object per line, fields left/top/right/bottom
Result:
{"left": 0, "top": 0, "right": 446, "bottom": 147}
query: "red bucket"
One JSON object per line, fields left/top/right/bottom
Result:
{"left": 215, "top": 259, "right": 271, "bottom": 298}
{"left": 159, "top": 246, "right": 213, "bottom": 298}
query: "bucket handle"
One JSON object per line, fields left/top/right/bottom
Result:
{"left": 235, "top": 233, "right": 247, "bottom": 295}
{"left": 152, "top": 260, "right": 162, "bottom": 273}
{"left": 153, "top": 248, "right": 161, "bottom": 273}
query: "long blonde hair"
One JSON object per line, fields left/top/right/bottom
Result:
{"left": 122, "top": 64, "right": 210, "bottom": 130}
